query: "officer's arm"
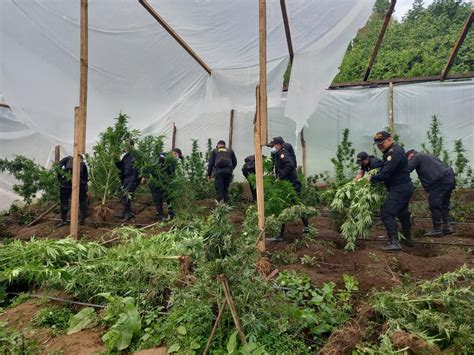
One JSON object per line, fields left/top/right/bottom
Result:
{"left": 83, "top": 164, "right": 89, "bottom": 182}
{"left": 372, "top": 158, "right": 383, "bottom": 169}
{"left": 279, "top": 155, "right": 294, "bottom": 178}
{"left": 371, "top": 152, "right": 401, "bottom": 183}
{"left": 408, "top": 154, "right": 419, "bottom": 172}
{"left": 231, "top": 150, "right": 237, "bottom": 169}
{"left": 207, "top": 150, "right": 215, "bottom": 177}
{"left": 59, "top": 157, "right": 68, "bottom": 168}
{"left": 354, "top": 169, "right": 365, "bottom": 181}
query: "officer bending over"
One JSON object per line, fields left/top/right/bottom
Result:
{"left": 354, "top": 151, "right": 382, "bottom": 180}
{"left": 267, "top": 137, "right": 309, "bottom": 242}
{"left": 207, "top": 140, "right": 237, "bottom": 203}
{"left": 370, "top": 131, "right": 414, "bottom": 251}
{"left": 407, "top": 149, "right": 455, "bottom": 237}
{"left": 242, "top": 155, "right": 257, "bottom": 202}
{"left": 57, "top": 155, "right": 88, "bottom": 227}
{"left": 115, "top": 140, "right": 140, "bottom": 221}
{"left": 268, "top": 136, "right": 297, "bottom": 167}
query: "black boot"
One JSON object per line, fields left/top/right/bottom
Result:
{"left": 442, "top": 219, "right": 454, "bottom": 236}
{"left": 423, "top": 221, "right": 443, "bottom": 237}
{"left": 57, "top": 209, "right": 68, "bottom": 227}
{"left": 79, "top": 209, "right": 87, "bottom": 225}
{"left": 382, "top": 233, "right": 402, "bottom": 252}
{"left": 302, "top": 217, "right": 310, "bottom": 234}
{"left": 268, "top": 224, "right": 285, "bottom": 242}
{"left": 56, "top": 220, "right": 68, "bottom": 227}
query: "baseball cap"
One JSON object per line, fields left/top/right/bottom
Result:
{"left": 268, "top": 136, "right": 284, "bottom": 147}
{"left": 217, "top": 140, "right": 226, "bottom": 146}
{"left": 356, "top": 151, "right": 369, "bottom": 164}
{"left": 173, "top": 148, "right": 182, "bottom": 156}
{"left": 373, "top": 131, "right": 391, "bottom": 144}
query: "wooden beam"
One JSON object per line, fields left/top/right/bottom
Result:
{"left": 441, "top": 10, "right": 474, "bottom": 81}
{"left": 220, "top": 276, "right": 247, "bottom": 346}
{"left": 79, "top": 0, "right": 88, "bottom": 153}
{"left": 254, "top": 86, "right": 265, "bottom": 253}
{"left": 171, "top": 122, "right": 177, "bottom": 150}
{"left": 0, "top": 103, "right": 11, "bottom": 109}
{"left": 280, "top": 0, "right": 294, "bottom": 64}
{"left": 300, "top": 129, "right": 307, "bottom": 178}
{"left": 259, "top": 0, "right": 268, "bottom": 144}
{"left": 70, "top": 107, "right": 82, "bottom": 239}
{"left": 329, "top": 71, "right": 474, "bottom": 89}
{"left": 139, "top": 0, "right": 211, "bottom": 75}
{"left": 228, "top": 109, "right": 235, "bottom": 150}
{"left": 54, "top": 145, "right": 61, "bottom": 163}
{"left": 363, "top": 0, "right": 396, "bottom": 81}
{"left": 388, "top": 82, "right": 394, "bottom": 132}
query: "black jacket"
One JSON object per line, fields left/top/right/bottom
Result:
{"left": 242, "top": 155, "right": 256, "bottom": 178}
{"left": 271, "top": 142, "right": 297, "bottom": 167}
{"left": 408, "top": 152, "right": 455, "bottom": 192}
{"left": 115, "top": 152, "right": 139, "bottom": 184}
{"left": 207, "top": 147, "right": 237, "bottom": 176}
{"left": 58, "top": 156, "right": 88, "bottom": 188}
{"left": 274, "top": 147, "right": 298, "bottom": 184}
{"left": 371, "top": 144, "right": 412, "bottom": 189}
{"left": 361, "top": 155, "right": 382, "bottom": 172}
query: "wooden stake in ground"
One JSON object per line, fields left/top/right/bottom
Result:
{"left": 171, "top": 122, "right": 177, "bottom": 150}
{"left": 228, "top": 109, "right": 235, "bottom": 150}
{"left": 254, "top": 86, "right": 265, "bottom": 253}
{"left": 300, "top": 128, "right": 307, "bottom": 178}
{"left": 27, "top": 203, "right": 58, "bottom": 227}
{"left": 70, "top": 0, "right": 88, "bottom": 239}
{"left": 54, "top": 145, "right": 61, "bottom": 163}
{"left": 388, "top": 81, "right": 394, "bottom": 133}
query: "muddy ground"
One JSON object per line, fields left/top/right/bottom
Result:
{"left": 1, "top": 188, "right": 473, "bottom": 353}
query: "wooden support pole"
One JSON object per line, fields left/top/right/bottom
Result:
{"left": 441, "top": 10, "right": 474, "bottom": 81}
{"left": 363, "top": 0, "right": 396, "bottom": 81}
{"left": 220, "top": 276, "right": 247, "bottom": 345}
{"left": 388, "top": 82, "right": 394, "bottom": 133}
{"left": 228, "top": 109, "right": 235, "bottom": 150}
{"left": 27, "top": 204, "right": 58, "bottom": 227}
{"left": 70, "top": 107, "right": 82, "bottom": 239}
{"left": 280, "top": 0, "right": 294, "bottom": 64}
{"left": 259, "top": 0, "right": 268, "bottom": 144}
{"left": 300, "top": 129, "right": 307, "bottom": 178}
{"left": 139, "top": 0, "right": 211, "bottom": 75}
{"left": 171, "top": 122, "right": 177, "bottom": 150}
{"left": 254, "top": 86, "right": 265, "bottom": 253}
{"left": 54, "top": 145, "right": 61, "bottom": 163}
{"left": 203, "top": 300, "right": 227, "bottom": 355}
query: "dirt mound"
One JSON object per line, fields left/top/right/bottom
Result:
{"left": 390, "top": 331, "right": 440, "bottom": 354}
{"left": 43, "top": 329, "right": 106, "bottom": 355}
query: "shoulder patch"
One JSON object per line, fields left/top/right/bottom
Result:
{"left": 387, "top": 155, "right": 392, "bottom": 161}
{"left": 280, "top": 154, "right": 285, "bottom": 159}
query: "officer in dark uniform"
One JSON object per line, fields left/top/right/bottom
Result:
{"left": 407, "top": 149, "right": 455, "bottom": 236}
{"left": 57, "top": 155, "right": 88, "bottom": 227}
{"left": 207, "top": 140, "right": 237, "bottom": 203}
{"left": 354, "top": 151, "right": 382, "bottom": 180}
{"left": 268, "top": 136, "right": 297, "bottom": 167}
{"left": 370, "top": 131, "right": 414, "bottom": 251}
{"left": 267, "top": 137, "right": 309, "bottom": 242}
{"left": 148, "top": 148, "right": 183, "bottom": 221}
{"left": 115, "top": 140, "right": 140, "bottom": 220}
{"left": 241, "top": 155, "right": 257, "bottom": 202}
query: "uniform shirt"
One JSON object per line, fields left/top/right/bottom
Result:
{"left": 361, "top": 156, "right": 382, "bottom": 172}
{"left": 115, "top": 152, "right": 139, "bottom": 182}
{"left": 274, "top": 148, "right": 298, "bottom": 182}
{"left": 371, "top": 144, "right": 412, "bottom": 189}
{"left": 58, "top": 156, "right": 88, "bottom": 188}
{"left": 207, "top": 147, "right": 237, "bottom": 176}
{"left": 271, "top": 142, "right": 297, "bottom": 167}
{"left": 408, "top": 152, "right": 455, "bottom": 192}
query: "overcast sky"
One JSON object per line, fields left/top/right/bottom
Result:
{"left": 393, "top": 0, "right": 435, "bottom": 20}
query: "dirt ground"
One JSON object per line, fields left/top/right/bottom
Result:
{"left": 1, "top": 188, "right": 473, "bottom": 353}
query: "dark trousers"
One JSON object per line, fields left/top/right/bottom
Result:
{"left": 120, "top": 177, "right": 138, "bottom": 216}
{"left": 215, "top": 172, "right": 232, "bottom": 202}
{"left": 428, "top": 175, "right": 455, "bottom": 223}
{"left": 60, "top": 186, "right": 87, "bottom": 222}
{"left": 380, "top": 183, "right": 414, "bottom": 238}
{"left": 244, "top": 177, "right": 257, "bottom": 202}
{"left": 150, "top": 185, "right": 174, "bottom": 217}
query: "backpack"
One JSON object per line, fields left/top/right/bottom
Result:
{"left": 215, "top": 148, "right": 232, "bottom": 168}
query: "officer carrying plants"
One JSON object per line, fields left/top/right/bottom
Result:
{"left": 115, "top": 140, "right": 140, "bottom": 221}
{"left": 370, "top": 131, "right": 414, "bottom": 251}
{"left": 267, "top": 136, "right": 309, "bottom": 242}
{"left": 406, "top": 149, "right": 455, "bottom": 237}
{"left": 207, "top": 140, "right": 237, "bottom": 203}
{"left": 354, "top": 151, "right": 382, "bottom": 180}
{"left": 57, "top": 155, "right": 88, "bottom": 227}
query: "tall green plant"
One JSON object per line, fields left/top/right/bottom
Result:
{"left": 86, "top": 113, "right": 139, "bottom": 204}
{"left": 330, "top": 128, "right": 357, "bottom": 186}
{"left": 183, "top": 139, "right": 213, "bottom": 199}
{"left": 453, "top": 139, "right": 474, "bottom": 188}
{"left": 421, "top": 114, "right": 449, "bottom": 162}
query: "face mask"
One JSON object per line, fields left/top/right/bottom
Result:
{"left": 271, "top": 147, "right": 277, "bottom": 154}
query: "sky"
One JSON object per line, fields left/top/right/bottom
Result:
{"left": 393, "top": 0, "right": 435, "bottom": 20}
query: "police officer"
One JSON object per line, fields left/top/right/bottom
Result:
{"left": 57, "top": 155, "right": 88, "bottom": 227}
{"left": 207, "top": 140, "right": 237, "bottom": 203}
{"left": 115, "top": 140, "right": 140, "bottom": 220}
{"left": 354, "top": 151, "right": 382, "bottom": 180}
{"left": 149, "top": 148, "right": 183, "bottom": 221}
{"left": 407, "top": 149, "right": 455, "bottom": 236}
{"left": 267, "top": 137, "right": 309, "bottom": 242}
{"left": 370, "top": 131, "right": 414, "bottom": 251}
{"left": 241, "top": 155, "right": 257, "bottom": 202}
{"left": 268, "top": 136, "right": 297, "bottom": 167}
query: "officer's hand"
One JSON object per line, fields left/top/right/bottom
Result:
{"left": 141, "top": 177, "right": 146, "bottom": 185}
{"left": 207, "top": 176, "right": 212, "bottom": 182}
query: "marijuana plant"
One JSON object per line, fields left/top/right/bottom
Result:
{"left": 421, "top": 114, "right": 449, "bottom": 162}
{"left": 183, "top": 139, "right": 213, "bottom": 199}
{"left": 330, "top": 128, "right": 357, "bottom": 186}
{"left": 453, "top": 139, "right": 474, "bottom": 187}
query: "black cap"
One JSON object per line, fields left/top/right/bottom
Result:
{"left": 406, "top": 149, "right": 416, "bottom": 157}
{"left": 173, "top": 148, "right": 182, "bottom": 156}
{"left": 356, "top": 151, "right": 369, "bottom": 164}
{"left": 373, "top": 131, "right": 391, "bottom": 144}
{"left": 217, "top": 140, "right": 226, "bottom": 147}
{"left": 268, "top": 136, "right": 284, "bottom": 147}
